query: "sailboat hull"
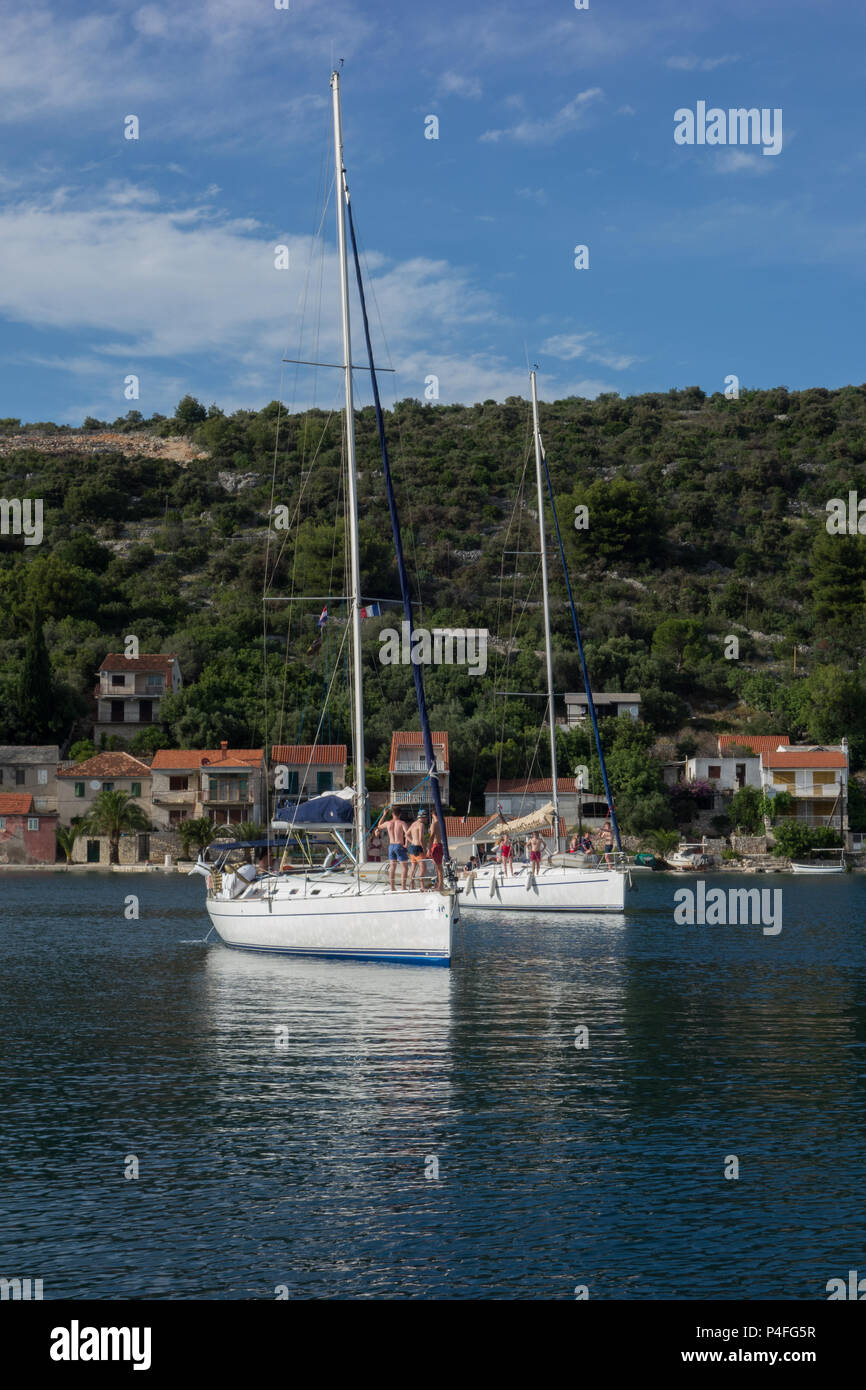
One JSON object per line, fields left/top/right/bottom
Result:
{"left": 460, "top": 863, "right": 627, "bottom": 913}
{"left": 206, "top": 882, "right": 455, "bottom": 964}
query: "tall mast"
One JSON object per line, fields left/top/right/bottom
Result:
{"left": 530, "top": 370, "right": 560, "bottom": 847}
{"left": 331, "top": 69, "right": 367, "bottom": 861}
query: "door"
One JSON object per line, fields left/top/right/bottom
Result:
{"left": 137, "top": 834, "right": 150, "bottom": 862}
{"left": 139, "top": 700, "right": 153, "bottom": 721}
{"left": 86, "top": 839, "right": 100, "bottom": 863}
{"left": 110, "top": 700, "right": 124, "bottom": 722}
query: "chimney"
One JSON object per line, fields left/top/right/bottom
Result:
{"left": 220, "top": 740, "right": 228, "bottom": 760}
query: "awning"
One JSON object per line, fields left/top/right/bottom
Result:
{"left": 491, "top": 802, "right": 557, "bottom": 837}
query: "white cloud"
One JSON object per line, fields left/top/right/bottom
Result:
{"left": 541, "top": 332, "right": 637, "bottom": 371}
{"left": 516, "top": 187, "right": 548, "bottom": 205}
{"left": 480, "top": 88, "right": 603, "bottom": 145}
{"left": 666, "top": 53, "right": 740, "bottom": 71}
{"left": 437, "top": 71, "right": 482, "bottom": 100}
{"left": 714, "top": 151, "right": 772, "bottom": 175}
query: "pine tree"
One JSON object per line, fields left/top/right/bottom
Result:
{"left": 17, "top": 614, "right": 55, "bottom": 741}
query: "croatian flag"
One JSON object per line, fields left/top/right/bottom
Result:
{"left": 317, "top": 606, "right": 328, "bottom": 629}
{"left": 359, "top": 602, "right": 381, "bottom": 619}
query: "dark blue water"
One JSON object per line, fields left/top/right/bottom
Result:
{"left": 1, "top": 870, "right": 864, "bottom": 1299}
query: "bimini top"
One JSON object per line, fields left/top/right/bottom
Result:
{"left": 273, "top": 786, "right": 355, "bottom": 827}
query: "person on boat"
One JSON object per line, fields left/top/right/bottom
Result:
{"left": 428, "top": 809, "right": 445, "bottom": 890}
{"left": 568, "top": 832, "right": 581, "bottom": 853}
{"left": 379, "top": 806, "right": 409, "bottom": 891}
{"left": 579, "top": 830, "right": 594, "bottom": 855}
{"left": 256, "top": 848, "right": 273, "bottom": 875}
{"left": 599, "top": 820, "right": 614, "bottom": 867}
{"left": 528, "top": 830, "right": 543, "bottom": 874}
{"left": 499, "top": 833, "right": 514, "bottom": 876}
{"left": 407, "top": 809, "right": 429, "bottom": 891}
{"left": 367, "top": 828, "right": 382, "bottom": 863}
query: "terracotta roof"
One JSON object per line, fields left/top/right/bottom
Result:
{"left": 718, "top": 734, "right": 790, "bottom": 754}
{"left": 271, "top": 744, "right": 347, "bottom": 765}
{"left": 485, "top": 778, "right": 590, "bottom": 795}
{"left": 0, "top": 793, "right": 34, "bottom": 815}
{"left": 98, "top": 654, "right": 177, "bottom": 672}
{"left": 150, "top": 749, "right": 263, "bottom": 770}
{"left": 443, "top": 816, "right": 499, "bottom": 836}
{"left": 389, "top": 731, "right": 450, "bottom": 772}
{"left": 762, "top": 749, "right": 847, "bottom": 769}
{"left": 57, "top": 752, "right": 153, "bottom": 779}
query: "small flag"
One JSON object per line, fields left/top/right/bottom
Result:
{"left": 317, "top": 606, "right": 328, "bottom": 629}
{"left": 359, "top": 602, "right": 381, "bottom": 619}
{"left": 460, "top": 800, "right": 471, "bottom": 825}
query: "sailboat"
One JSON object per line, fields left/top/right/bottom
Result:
{"left": 460, "top": 371, "right": 628, "bottom": 913}
{"left": 193, "top": 71, "right": 458, "bottom": 964}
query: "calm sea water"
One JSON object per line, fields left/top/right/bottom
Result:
{"left": 1, "top": 869, "right": 864, "bottom": 1300}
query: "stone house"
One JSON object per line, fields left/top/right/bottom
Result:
{"left": 0, "top": 745, "right": 61, "bottom": 813}
{"left": 94, "top": 653, "right": 182, "bottom": 742}
{"left": 150, "top": 744, "right": 266, "bottom": 829}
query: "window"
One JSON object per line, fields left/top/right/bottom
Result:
{"left": 15, "top": 768, "right": 25, "bottom": 785}
{"left": 317, "top": 770, "right": 333, "bottom": 794}
{"left": 169, "top": 776, "right": 189, "bottom": 791}
{"left": 708, "top": 765, "right": 721, "bottom": 780}
{"left": 0, "top": 817, "right": 5, "bottom": 830}
{"left": 37, "top": 768, "right": 48, "bottom": 784}
{"left": 27, "top": 817, "right": 39, "bottom": 831}
{"left": 131, "top": 782, "right": 142, "bottom": 797}
{"left": 287, "top": 770, "right": 299, "bottom": 796}
{"left": 146, "top": 675, "right": 164, "bottom": 690}
{"left": 75, "top": 782, "right": 85, "bottom": 798}
{"left": 102, "top": 782, "right": 114, "bottom": 792}
{"left": 111, "top": 673, "right": 128, "bottom": 687}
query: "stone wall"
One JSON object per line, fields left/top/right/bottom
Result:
{"left": 731, "top": 835, "right": 770, "bottom": 855}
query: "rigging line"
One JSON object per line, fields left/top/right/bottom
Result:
{"left": 540, "top": 445, "right": 622, "bottom": 853}
{"left": 346, "top": 196, "right": 452, "bottom": 869}
{"left": 350, "top": 223, "right": 424, "bottom": 618}
{"left": 269, "top": 122, "right": 332, "bottom": 766}
{"left": 493, "top": 420, "right": 535, "bottom": 789}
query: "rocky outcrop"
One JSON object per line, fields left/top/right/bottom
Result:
{"left": 0, "top": 432, "right": 209, "bottom": 461}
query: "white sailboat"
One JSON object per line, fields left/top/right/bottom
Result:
{"left": 460, "top": 371, "right": 628, "bottom": 914}
{"left": 194, "top": 71, "right": 457, "bottom": 964}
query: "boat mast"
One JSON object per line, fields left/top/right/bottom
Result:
{"left": 530, "top": 370, "right": 560, "bottom": 848}
{"left": 331, "top": 69, "right": 367, "bottom": 862}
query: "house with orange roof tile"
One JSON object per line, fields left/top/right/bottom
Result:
{"left": 95, "top": 653, "right": 182, "bottom": 741}
{"left": 150, "top": 743, "right": 266, "bottom": 828}
{"left": 57, "top": 751, "right": 153, "bottom": 829}
{"left": 389, "top": 732, "right": 450, "bottom": 808}
{"left": 760, "top": 742, "right": 849, "bottom": 832}
{"left": 271, "top": 744, "right": 347, "bottom": 801}
{"left": 0, "top": 792, "right": 57, "bottom": 864}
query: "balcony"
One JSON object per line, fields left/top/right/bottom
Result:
{"left": 391, "top": 789, "right": 435, "bottom": 804}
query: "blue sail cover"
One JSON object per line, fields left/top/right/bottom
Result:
{"left": 273, "top": 793, "right": 354, "bottom": 826}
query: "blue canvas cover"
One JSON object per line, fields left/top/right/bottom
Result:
{"left": 274, "top": 793, "right": 354, "bottom": 826}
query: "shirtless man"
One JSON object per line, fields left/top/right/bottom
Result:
{"left": 428, "top": 809, "right": 445, "bottom": 891}
{"left": 528, "top": 830, "right": 543, "bottom": 874}
{"left": 379, "top": 807, "right": 409, "bottom": 891}
{"left": 406, "top": 809, "right": 429, "bottom": 891}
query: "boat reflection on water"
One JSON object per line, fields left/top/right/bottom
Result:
{"left": 201, "top": 946, "right": 455, "bottom": 1138}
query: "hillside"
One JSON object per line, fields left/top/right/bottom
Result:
{"left": 2, "top": 383, "right": 866, "bottom": 827}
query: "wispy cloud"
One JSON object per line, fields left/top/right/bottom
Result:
{"left": 541, "top": 332, "right": 638, "bottom": 371}
{"left": 516, "top": 187, "right": 548, "bottom": 205}
{"left": 480, "top": 87, "right": 603, "bottom": 144}
{"left": 437, "top": 70, "right": 482, "bottom": 100}
{"left": 666, "top": 54, "right": 740, "bottom": 72}
{"left": 714, "top": 151, "right": 772, "bottom": 176}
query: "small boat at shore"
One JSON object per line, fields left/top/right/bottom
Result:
{"left": 790, "top": 848, "right": 846, "bottom": 874}
{"left": 665, "top": 841, "right": 712, "bottom": 871}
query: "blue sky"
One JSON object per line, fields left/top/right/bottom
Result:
{"left": 0, "top": 0, "right": 863, "bottom": 423}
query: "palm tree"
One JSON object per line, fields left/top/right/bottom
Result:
{"left": 179, "top": 816, "right": 218, "bottom": 861}
{"left": 646, "top": 828, "right": 680, "bottom": 859}
{"left": 56, "top": 822, "right": 82, "bottom": 865}
{"left": 81, "top": 790, "right": 150, "bottom": 865}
